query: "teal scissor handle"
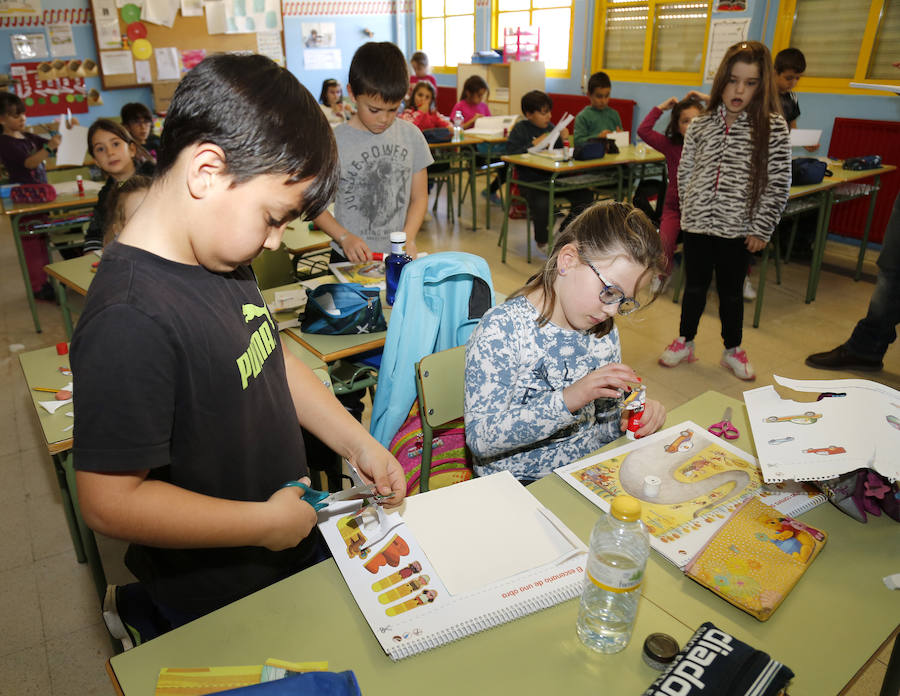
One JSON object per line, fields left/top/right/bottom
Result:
{"left": 281, "top": 480, "right": 329, "bottom": 510}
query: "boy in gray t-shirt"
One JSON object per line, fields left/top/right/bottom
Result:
{"left": 315, "top": 42, "right": 433, "bottom": 261}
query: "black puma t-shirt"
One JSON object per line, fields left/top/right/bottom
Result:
{"left": 72, "top": 241, "right": 313, "bottom": 616}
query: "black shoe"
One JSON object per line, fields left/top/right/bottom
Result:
{"left": 805, "top": 345, "right": 883, "bottom": 371}
{"left": 33, "top": 282, "right": 56, "bottom": 303}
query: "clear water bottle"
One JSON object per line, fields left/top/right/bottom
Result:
{"left": 452, "top": 110, "right": 464, "bottom": 142}
{"left": 576, "top": 495, "right": 650, "bottom": 653}
{"left": 385, "top": 231, "right": 412, "bottom": 306}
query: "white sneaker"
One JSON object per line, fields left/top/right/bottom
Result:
{"left": 721, "top": 346, "right": 755, "bottom": 380}
{"left": 743, "top": 277, "right": 756, "bottom": 301}
{"left": 659, "top": 337, "right": 697, "bottom": 367}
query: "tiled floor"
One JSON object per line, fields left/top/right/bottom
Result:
{"left": 0, "top": 190, "right": 897, "bottom": 694}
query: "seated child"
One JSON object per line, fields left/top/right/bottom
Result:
{"left": 506, "top": 90, "right": 595, "bottom": 253}
{"left": 83, "top": 119, "right": 155, "bottom": 253}
{"left": 450, "top": 75, "right": 490, "bottom": 129}
{"left": 121, "top": 102, "right": 161, "bottom": 160}
{"left": 0, "top": 92, "right": 63, "bottom": 299}
{"left": 464, "top": 201, "right": 667, "bottom": 483}
{"left": 400, "top": 80, "right": 450, "bottom": 132}
{"left": 313, "top": 42, "right": 432, "bottom": 263}
{"left": 319, "top": 78, "right": 354, "bottom": 125}
{"left": 71, "top": 53, "right": 406, "bottom": 648}
{"left": 573, "top": 71, "right": 623, "bottom": 147}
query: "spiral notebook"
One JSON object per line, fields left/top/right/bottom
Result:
{"left": 317, "top": 471, "right": 587, "bottom": 661}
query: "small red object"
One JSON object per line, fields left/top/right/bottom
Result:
{"left": 126, "top": 21, "right": 147, "bottom": 41}
{"left": 626, "top": 408, "right": 643, "bottom": 440}
{"left": 56, "top": 342, "right": 68, "bottom": 355}
{"left": 371, "top": 252, "right": 384, "bottom": 261}
{"left": 76, "top": 175, "right": 84, "bottom": 196}
{"left": 55, "top": 389, "right": 72, "bottom": 401}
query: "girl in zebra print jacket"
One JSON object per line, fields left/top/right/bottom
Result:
{"left": 659, "top": 41, "right": 791, "bottom": 381}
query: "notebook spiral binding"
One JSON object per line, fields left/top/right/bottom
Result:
{"left": 387, "top": 582, "right": 583, "bottom": 660}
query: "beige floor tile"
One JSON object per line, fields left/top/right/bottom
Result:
{"left": 45, "top": 622, "right": 115, "bottom": 696}
{"left": 0, "top": 451, "right": 25, "bottom": 504}
{"left": 34, "top": 549, "right": 103, "bottom": 641}
{"left": 0, "top": 564, "right": 44, "bottom": 655}
{"left": 27, "top": 491, "right": 76, "bottom": 562}
{"left": 0, "top": 643, "right": 52, "bottom": 695}
{"left": 843, "top": 659, "right": 887, "bottom": 696}
{"left": 19, "top": 446, "right": 58, "bottom": 500}
{"left": 0, "top": 495, "right": 33, "bottom": 572}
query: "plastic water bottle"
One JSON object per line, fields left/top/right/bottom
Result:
{"left": 576, "top": 495, "right": 650, "bottom": 653}
{"left": 385, "top": 231, "right": 412, "bottom": 306}
{"left": 452, "top": 110, "right": 464, "bottom": 142}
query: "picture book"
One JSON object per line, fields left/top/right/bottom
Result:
{"left": 685, "top": 497, "right": 827, "bottom": 621}
{"left": 328, "top": 260, "right": 386, "bottom": 289}
{"left": 466, "top": 114, "right": 519, "bottom": 137}
{"left": 553, "top": 422, "right": 822, "bottom": 570}
{"left": 317, "top": 471, "right": 588, "bottom": 660}
{"left": 744, "top": 375, "right": 900, "bottom": 483}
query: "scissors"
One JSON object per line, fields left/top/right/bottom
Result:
{"left": 281, "top": 459, "right": 394, "bottom": 511}
{"left": 708, "top": 407, "right": 739, "bottom": 440}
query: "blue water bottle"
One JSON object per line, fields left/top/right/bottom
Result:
{"left": 385, "top": 231, "right": 412, "bottom": 306}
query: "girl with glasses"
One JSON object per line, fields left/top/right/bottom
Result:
{"left": 464, "top": 201, "right": 667, "bottom": 483}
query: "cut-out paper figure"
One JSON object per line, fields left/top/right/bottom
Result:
{"left": 337, "top": 513, "right": 369, "bottom": 560}
{"left": 664, "top": 429, "right": 694, "bottom": 453}
{"left": 768, "top": 436, "right": 795, "bottom": 445}
{"left": 886, "top": 415, "right": 900, "bottom": 431}
{"left": 378, "top": 575, "right": 430, "bottom": 604}
{"left": 802, "top": 446, "right": 846, "bottom": 455}
{"left": 765, "top": 411, "right": 822, "bottom": 425}
{"left": 385, "top": 589, "right": 438, "bottom": 616}
{"left": 372, "top": 561, "right": 423, "bottom": 592}
{"left": 364, "top": 535, "right": 410, "bottom": 574}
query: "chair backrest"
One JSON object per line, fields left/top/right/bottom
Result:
{"left": 416, "top": 345, "right": 466, "bottom": 429}
{"left": 251, "top": 244, "right": 296, "bottom": 290}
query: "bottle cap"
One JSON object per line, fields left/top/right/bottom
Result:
{"left": 609, "top": 495, "right": 641, "bottom": 522}
{"left": 56, "top": 342, "right": 68, "bottom": 355}
{"left": 642, "top": 475, "right": 661, "bottom": 498}
{"left": 642, "top": 633, "right": 680, "bottom": 671}
{"left": 389, "top": 231, "right": 406, "bottom": 243}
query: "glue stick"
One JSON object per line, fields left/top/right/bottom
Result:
{"left": 626, "top": 407, "right": 643, "bottom": 440}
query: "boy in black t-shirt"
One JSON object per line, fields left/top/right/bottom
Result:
{"left": 71, "top": 54, "right": 406, "bottom": 648}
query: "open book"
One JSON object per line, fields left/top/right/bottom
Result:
{"left": 466, "top": 114, "right": 519, "bottom": 137}
{"left": 317, "top": 471, "right": 587, "bottom": 660}
{"left": 528, "top": 112, "right": 574, "bottom": 155}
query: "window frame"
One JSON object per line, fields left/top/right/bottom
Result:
{"left": 772, "top": 0, "right": 900, "bottom": 95}
{"left": 416, "top": 0, "right": 477, "bottom": 75}
{"left": 491, "top": 0, "right": 576, "bottom": 78}
{"left": 592, "top": 0, "right": 713, "bottom": 85}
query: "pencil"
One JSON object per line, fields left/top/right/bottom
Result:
{"left": 32, "top": 387, "right": 60, "bottom": 393}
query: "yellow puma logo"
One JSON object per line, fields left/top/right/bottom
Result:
{"left": 236, "top": 302, "right": 276, "bottom": 390}
{"left": 242, "top": 302, "right": 272, "bottom": 325}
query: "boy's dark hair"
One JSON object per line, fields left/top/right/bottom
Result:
{"left": 0, "top": 92, "right": 26, "bottom": 119}
{"left": 521, "top": 90, "right": 552, "bottom": 116}
{"left": 348, "top": 42, "right": 409, "bottom": 103}
{"left": 120, "top": 102, "right": 153, "bottom": 124}
{"left": 410, "top": 51, "right": 428, "bottom": 67}
{"left": 87, "top": 118, "right": 153, "bottom": 165}
{"left": 587, "top": 71, "right": 612, "bottom": 94}
{"left": 664, "top": 95, "right": 704, "bottom": 146}
{"left": 774, "top": 48, "right": 806, "bottom": 74}
{"left": 319, "top": 78, "right": 340, "bottom": 105}
{"left": 157, "top": 53, "right": 338, "bottom": 220}
{"left": 461, "top": 75, "right": 489, "bottom": 101}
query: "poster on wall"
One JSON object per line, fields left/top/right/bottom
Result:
{"left": 715, "top": 0, "right": 747, "bottom": 10}
{"left": 301, "top": 22, "right": 335, "bottom": 48}
{"left": 10, "top": 34, "right": 48, "bottom": 61}
{"left": 224, "top": 0, "right": 282, "bottom": 34}
{"left": 0, "top": 0, "right": 42, "bottom": 18}
{"left": 9, "top": 62, "right": 89, "bottom": 118}
{"left": 703, "top": 17, "right": 751, "bottom": 82}
{"left": 303, "top": 48, "right": 340, "bottom": 71}
{"left": 47, "top": 24, "right": 77, "bottom": 57}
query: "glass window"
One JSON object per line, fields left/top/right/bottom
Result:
{"left": 418, "top": 0, "right": 475, "bottom": 70}
{"left": 495, "top": 0, "right": 574, "bottom": 75}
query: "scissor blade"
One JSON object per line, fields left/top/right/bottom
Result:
{"left": 722, "top": 407, "right": 733, "bottom": 422}
{"left": 325, "top": 484, "right": 376, "bottom": 504}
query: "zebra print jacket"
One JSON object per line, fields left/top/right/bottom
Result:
{"left": 678, "top": 105, "right": 791, "bottom": 243}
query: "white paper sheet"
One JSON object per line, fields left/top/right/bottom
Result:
{"left": 134, "top": 59, "right": 152, "bottom": 83}
{"left": 466, "top": 114, "right": 519, "bottom": 137}
{"left": 47, "top": 23, "right": 76, "bottom": 57}
{"left": 303, "top": 48, "right": 341, "bottom": 71}
{"left": 142, "top": 0, "right": 178, "bottom": 27}
{"left": 790, "top": 129, "right": 821, "bottom": 147}
{"left": 10, "top": 33, "right": 48, "bottom": 60}
{"left": 850, "top": 82, "right": 900, "bottom": 95}
{"left": 96, "top": 18, "right": 121, "bottom": 49}
{"left": 39, "top": 382, "right": 73, "bottom": 414}
{"left": 99, "top": 50, "right": 134, "bottom": 75}
{"left": 204, "top": 0, "right": 228, "bottom": 34}
{"left": 702, "top": 18, "right": 750, "bottom": 83}
{"left": 256, "top": 31, "right": 284, "bottom": 65}
{"left": 528, "top": 112, "right": 573, "bottom": 154}
{"left": 154, "top": 47, "right": 181, "bottom": 80}
{"left": 181, "top": 0, "right": 203, "bottom": 15}
{"left": 54, "top": 121, "right": 89, "bottom": 167}
{"left": 53, "top": 179, "right": 103, "bottom": 195}
{"left": 609, "top": 131, "right": 629, "bottom": 149}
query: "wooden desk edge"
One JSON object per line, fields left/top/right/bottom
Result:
{"left": 840, "top": 624, "right": 900, "bottom": 695}
{"left": 44, "top": 264, "right": 90, "bottom": 295}
{"left": 284, "top": 240, "right": 330, "bottom": 255}
{"left": 106, "top": 658, "right": 126, "bottom": 696}
{"left": 284, "top": 329, "right": 385, "bottom": 363}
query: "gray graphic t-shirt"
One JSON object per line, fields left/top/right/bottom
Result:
{"left": 333, "top": 119, "right": 433, "bottom": 255}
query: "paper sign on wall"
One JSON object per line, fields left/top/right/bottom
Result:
{"left": 134, "top": 59, "right": 152, "bottom": 83}
{"left": 47, "top": 24, "right": 76, "bottom": 57}
{"left": 10, "top": 34, "right": 48, "bottom": 60}
{"left": 303, "top": 48, "right": 340, "bottom": 71}
{"left": 154, "top": 47, "right": 180, "bottom": 80}
{"left": 702, "top": 17, "right": 750, "bottom": 83}
{"left": 99, "top": 50, "right": 134, "bottom": 75}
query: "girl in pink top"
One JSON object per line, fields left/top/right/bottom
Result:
{"left": 400, "top": 81, "right": 451, "bottom": 132}
{"left": 636, "top": 92, "right": 705, "bottom": 283}
{"left": 450, "top": 75, "right": 491, "bottom": 128}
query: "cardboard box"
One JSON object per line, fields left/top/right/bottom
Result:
{"left": 152, "top": 81, "right": 179, "bottom": 115}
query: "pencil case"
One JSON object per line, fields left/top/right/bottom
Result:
{"left": 10, "top": 183, "right": 57, "bottom": 204}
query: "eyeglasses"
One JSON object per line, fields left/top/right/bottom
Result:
{"left": 581, "top": 258, "right": 640, "bottom": 315}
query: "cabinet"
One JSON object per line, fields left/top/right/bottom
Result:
{"left": 455, "top": 61, "right": 546, "bottom": 116}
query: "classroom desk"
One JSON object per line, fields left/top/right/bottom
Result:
{"left": 3, "top": 178, "right": 102, "bottom": 333}
{"left": 44, "top": 252, "right": 98, "bottom": 339}
{"left": 465, "top": 133, "right": 507, "bottom": 231}
{"left": 428, "top": 135, "right": 481, "bottom": 230}
{"left": 106, "top": 390, "right": 899, "bottom": 696}
{"left": 281, "top": 221, "right": 331, "bottom": 278}
{"left": 500, "top": 145, "right": 665, "bottom": 254}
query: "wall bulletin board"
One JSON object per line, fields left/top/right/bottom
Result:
{"left": 89, "top": 0, "right": 284, "bottom": 90}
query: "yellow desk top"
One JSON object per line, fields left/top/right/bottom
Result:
{"left": 503, "top": 144, "right": 664, "bottom": 173}
{"left": 107, "top": 390, "right": 899, "bottom": 696}
{"left": 281, "top": 222, "right": 330, "bottom": 255}
{"left": 44, "top": 252, "right": 98, "bottom": 296}
{"left": 17, "top": 345, "right": 75, "bottom": 455}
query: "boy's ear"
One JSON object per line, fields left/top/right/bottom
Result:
{"left": 185, "top": 142, "right": 228, "bottom": 200}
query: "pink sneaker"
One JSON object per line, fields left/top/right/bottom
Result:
{"left": 659, "top": 337, "right": 697, "bottom": 367}
{"left": 721, "top": 347, "right": 756, "bottom": 380}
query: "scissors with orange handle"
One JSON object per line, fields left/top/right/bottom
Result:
{"left": 708, "top": 407, "right": 739, "bottom": 440}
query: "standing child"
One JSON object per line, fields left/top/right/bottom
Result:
{"left": 659, "top": 41, "right": 791, "bottom": 380}
{"left": 71, "top": 54, "right": 406, "bottom": 649}
{"left": 0, "top": 92, "right": 62, "bottom": 300}
{"left": 83, "top": 119, "right": 155, "bottom": 253}
{"left": 506, "top": 90, "right": 594, "bottom": 253}
{"left": 450, "top": 75, "right": 491, "bottom": 129}
{"left": 313, "top": 42, "right": 432, "bottom": 262}
{"left": 573, "top": 72, "right": 623, "bottom": 147}
{"left": 465, "top": 201, "right": 667, "bottom": 482}
{"left": 121, "top": 102, "right": 161, "bottom": 160}
{"left": 319, "top": 78, "right": 354, "bottom": 125}
{"left": 409, "top": 51, "right": 437, "bottom": 92}
{"left": 636, "top": 92, "right": 705, "bottom": 287}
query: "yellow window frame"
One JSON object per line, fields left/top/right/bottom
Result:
{"left": 772, "top": 0, "right": 900, "bottom": 95}
{"left": 592, "top": 0, "right": 712, "bottom": 84}
{"left": 416, "top": 0, "right": 477, "bottom": 75}
{"left": 491, "top": 0, "right": 575, "bottom": 78}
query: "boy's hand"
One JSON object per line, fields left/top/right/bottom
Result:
{"left": 658, "top": 97, "right": 678, "bottom": 111}
{"left": 563, "top": 363, "right": 639, "bottom": 413}
{"left": 803, "top": 144, "right": 819, "bottom": 153}
{"left": 350, "top": 446, "right": 406, "bottom": 507}
{"left": 618, "top": 398, "right": 666, "bottom": 438}
{"left": 340, "top": 233, "right": 373, "bottom": 263}
{"left": 261, "top": 477, "right": 318, "bottom": 551}
{"left": 597, "top": 130, "right": 611, "bottom": 139}
{"left": 48, "top": 134, "right": 62, "bottom": 150}
{"left": 560, "top": 127, "right": 570, "bottom": 139}
{"left": 405, "top": 238, "right": 418, "bottom": 260}
{"left": 745, "top": 235, "right": 766, "bottom": 253}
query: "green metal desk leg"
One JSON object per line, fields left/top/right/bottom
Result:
{"left": 12, "top": 215, "right": 43, "bottom": 333}
{"left": 854, "top": 174, "right": 881, "bottom": 281}
{"left": 62, "top": 452, "right": 108, "bottom": 602}
{"left": 546, "top": 175, "right": 557, "bottom": 253}
{"left": 52, "top": 452, "right": 87, "bottom": 563}
{"left": 806, "top": 190, "right": 834, "bottom": 303}
{"left": 51, "top": 277, "right": 75, "bottom": 340}
{"left": 500, "top": 168, "right": 513, "bottom": 262}
{"left": 483, "top": 143, "right": 492, "bottom": 231}
{"left": 469, "top": 146, "right": 477, "bottom": 230}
